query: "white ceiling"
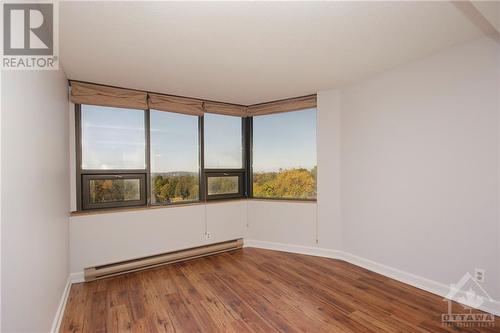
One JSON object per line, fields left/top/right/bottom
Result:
{"left": 473, "top": 1, "right": 500, "bottom": 32}
{"left": 60, "top": 1, "right": 484, "bottom": 105}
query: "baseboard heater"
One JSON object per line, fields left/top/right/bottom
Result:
{"left": 84, "top": 238, "right": 243, "bottom": 282}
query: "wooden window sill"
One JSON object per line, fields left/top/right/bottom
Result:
{"left": 70, "top": 198, "right": 317, "bottom": 217}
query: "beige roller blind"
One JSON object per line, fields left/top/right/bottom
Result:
{"left": 203, "top": 101, "right": 248, "bottom": 117}
{"left": 148, "top": 93, "right": 204, "bottom": 116}
{"left": 70, "top": 81, "right": 148, "bottom": 110}
{"left": 247, "top": 94, "right": 317, "bottom": 116}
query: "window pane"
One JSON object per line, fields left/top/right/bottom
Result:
{"left": 204, "top": 114, "right": 242, "bottom": 168}
{"left": 89, "top": 179, "right": 141, "bottom": 204}
{"left": 150, "top": 110, "right": 199, "bottom": 204}
{"left": 207, "top": 176, "right": 239, "bottom": 195}
{"left": 81, "top": 105, "right": 145, "bottom": 170}
{"left": 253, "top": 109, "right": 317, "bottom": 199}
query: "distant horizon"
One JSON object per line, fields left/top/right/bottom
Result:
{"left": 253, "top": 165, "right": 316, "bottom": 173}
{"left": 253, "top": 109, "right": 316, "bottom": 173}
{"left": 82, "top": 106, "right": 316, "bottom": 173}
{"left": 150, "top": 165, "right": 317, "bottom": 175}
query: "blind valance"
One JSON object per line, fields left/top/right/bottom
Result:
{"left": 247, "top": 95, "right": 317, "bottom": 116}
{"left": 70, "top": 81, "right": 315, "bottom": 117}
{"left": 70, "top": 81, "right": 148, "bottom": 110}
{"left": 203, "top": 101, "right": 248, "bottom": 117}
{"left": 148, "top": 93, "right": 204, "bottom": 116}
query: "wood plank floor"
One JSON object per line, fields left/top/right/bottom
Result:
{"left": 60, "top": 248, "right": 500, "bottom": 332}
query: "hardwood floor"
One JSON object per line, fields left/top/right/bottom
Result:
{"left": 60, "top": 248, "right": 500, "bottom": 332}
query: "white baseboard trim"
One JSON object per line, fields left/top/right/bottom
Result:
{"left": 244, "top": 239, "right": 500, "bottom": 317}
{"left": 244, "top": 239, "right": 343, "bottom": 259}
{"left": 340, "top": 251, "right": 500, "bottom": 316}
{"left": 50, "top": 276, "right": 71, "bottom": 333}
{"left": 70, "top": 271, "right": 84, "bottom": 284}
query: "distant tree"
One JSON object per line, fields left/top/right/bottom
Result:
{"left": 274, "top": 169, "right": 315, "bottom": 198}
{"left": 90, "top": 179, "right": 139, "bottom": 203}
{"left": 152, "top": 174, "right": 199, "bottom": 203}
{"left": 175, "top": 175, "right": 199, "bottom": 200}
{"left": 253, "top": 166, "right": 317, "bottom": 199}
{"left": 311, "top": 165, "right": 317, "bottom": 184}
{"left": 208, "top": 177, "right": 238, "bottom": 195}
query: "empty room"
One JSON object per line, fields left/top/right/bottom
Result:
{"left": 1, "top": 1, "right": 500, "bottom": 332}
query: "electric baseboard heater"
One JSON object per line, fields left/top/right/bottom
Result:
{"left": 84, "top": 238, "right": 243, "bottom": 282}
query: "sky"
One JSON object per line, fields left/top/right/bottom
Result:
{"left": 150, "top": 110, "right": 199, "bottom": 173}
{"left": 81, "top": 105, "right": 316, "bottom": 173}
{"left": 204, "top": 113, "right": 242, "bottom": 169}
{"left": 253, "top": 108, "right": 317, "bottom": 172}
{"left": 81, "top": 105, "right": 146, "bottom": 170}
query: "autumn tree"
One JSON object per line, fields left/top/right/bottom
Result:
{"left": 90, "top": 179, "right": 139, "bottom": 203}
{"left": 153, "top": 174, "right": 199, "bottom": 203}
{"left": 253, "top": 167, "right": 317, "bottom": 199}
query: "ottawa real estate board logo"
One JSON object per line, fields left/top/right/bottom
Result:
{"left": 442, "top": 272, "right": 496, "bottom": 328}
{"left": 2, "top": 2, "right": 58, "bottom": 70}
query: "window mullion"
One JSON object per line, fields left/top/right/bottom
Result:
{"left": 145, "top": 109, "right": 151, "bottom": 206}
{"left": 199, "top": 115, "right": 206, "bottom": 202}
{"left": 75, "top": 104, "right": 83, "bottom": 211}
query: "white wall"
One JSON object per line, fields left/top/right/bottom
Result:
{"left": 246, "top": 37, "right": 499, "bottom": 306}
{"left": 70, "top": 201, "right": 246, "bottom": 274}
{"left": 1, "top": 69, "right": 70, "bottom": 332}
{"left": 336, "top": 37, "right": 500, "bottom": 299}
{"left": 70, "top": 199, "right": 318, "bottom": 275}
{"left": 316, "top": 90, "right": 341, "bottom": 249}
{"left": 246, "top": 201, "right": 317, "bottom": 246}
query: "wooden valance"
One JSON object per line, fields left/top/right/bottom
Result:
{"left": 203, "top": 101, "right": 248, "bottom": 117}
{"left": 148, "top": 93, "right": 204, "bottom": 116}
{"left": 247, "top": 94, "right": 317, "bottom": 116}
{"left": 70, "top": 81, "right": 148, "bottom": 110}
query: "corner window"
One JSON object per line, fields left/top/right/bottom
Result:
{"left": 252, "top": 108, "right": 317, "bottom": 200}
{"left": 74, "top": 92, "right": 317, "bottom": 211}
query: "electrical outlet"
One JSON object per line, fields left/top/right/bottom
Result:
{"left": 474, "top": 268, "right": 485, "bottom": 282}
{"left": 205, "top": 232, "right": 212, "bottom": 240}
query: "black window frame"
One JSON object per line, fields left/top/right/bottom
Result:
{"left": 81, "top": 173, "right": 147, "bottom": 210}
{"left": 250, "top": 109, "right": 317, "bottom": 201}
{"left": 202, "top": 116, "right": 249, "bottom": 201}
{"left": 205, "top": 171, "right": 245, "bottom": 200}
{"left": 148, "top": 109, "right": 202, "bottom": 207}
{"left": 76, "top": 104, "right": 251, "bottom": 210}
{"left": 76, "top": 104, "right": 150, "bottom": 210}
{"left": 75, "top": 102, "right": 315, "bottom": 211}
